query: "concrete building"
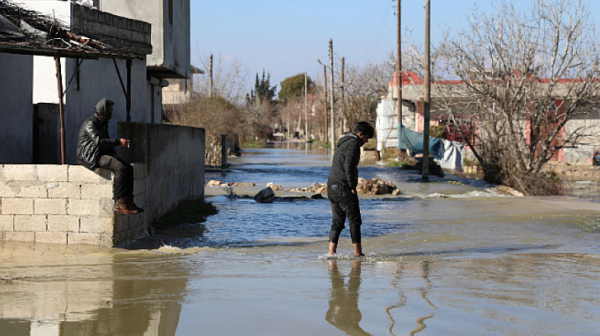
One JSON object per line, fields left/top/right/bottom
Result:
{"left": 0, "top": 1, "right": 206, "bottom": 247}
{"left": 100, "top": 0, "right": 191, "bottom": 122}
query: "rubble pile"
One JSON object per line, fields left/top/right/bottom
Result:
{"left": 205, "top": 180, "right": 255, "bottom": 187}
{"left": 289, "top": 182, "right": 327, "bottom": 193}
{"left": 356, "top": 178, "right": 401, "bottom": 195}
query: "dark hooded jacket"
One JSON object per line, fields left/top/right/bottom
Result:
{"left": 327, "top": 132, "right": 363, "bottom": 191}
{"left": 76, "top": 99, "right": 120, "bottom": 169}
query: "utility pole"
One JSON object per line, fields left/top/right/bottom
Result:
{"left": 397, "top": 0, "right": 405, "bottom": 158}
{"left": 323, "top": 65, "right": 328, "bottom": 144}
{"left": 341, "top": 57, "right": 346, "bottom": 133}
{"left": 329, "top": 39, "right": 335, "bottom": 153}
{"left": 422, "top": 0, "right": 431, "bottom": 181}
{"left": 304, "top": 72, "right": 308, "bottom": 141}
{"left": 209, "top": 53, "right": 213, "bottom": 97}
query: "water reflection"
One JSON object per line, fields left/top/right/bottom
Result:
{"left": 0, "top": 244, "right": 191, "bottom": 336}
{"left": 326, "top": 260, "right": 372, "bottom": 336}
{"left": 384, "top": 260, "right": 436, "bottom": 336}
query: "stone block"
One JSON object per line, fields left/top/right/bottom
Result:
{"left": 99, "top": 198, "right": 115, "bottom": 218}
{"left": 1, "top": 198, "right": 33, "bottom": 215}
{"left": 0, "top": 165, "right": 37, "bottom": 181}
{"left": 98, "top": 234, "right": 113, "bottom": 247}
{"left": 67, "top": 199, "right": 100, "bottom": 216}
{"left": 81, "top": 183, "right": 112, "bottom": 200}
{"left": 16, "top": 184, "right": 47, "bottom": 198}
{"left": 36, "top": 231, "right": 67, "bottom": 244}
{"left": 5, "top": 231, "right": 35, "bottom": 242}
{"left": 80, "top": 217, "right": 113, "bottom": 234}
{"left": 68, "top": 232, "right": 102, "bottom": 245}
{"left": 37, "top": 165, "right": 69, "bottom": 182}
{"left": 15, "top": 215, "right": 47, "bottom": 231}
{"left": 69, "top": 166, "right": 112, "bottom": 183}
{"left": 0, "top": 215, "right": 13, "bottom": 231}
{"left": 35, "top": 199, "right": 67, "bottom": 215}
{"left": 47, "top": 182, "right": 81, "bottom": 199}
{"left": 0, "top": 180, "right": 15, "bottom": 197}
{"left": 48, "top": 215, "right": 80, "bottom": 232}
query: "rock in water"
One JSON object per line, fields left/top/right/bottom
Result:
{"left": 254, "top": 187, "right": 276, "bottom": 203}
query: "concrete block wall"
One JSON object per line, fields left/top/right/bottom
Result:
{"left": 71, "top": 3, "right": 152, "bottom": 55}
{"left": 0, "top": 164, "right": 148, "bottom": 247}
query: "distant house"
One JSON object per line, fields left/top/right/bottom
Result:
{"left": 163, "top": 65, "right": 204, "bottom": 108}
{"left": 379, "top": 71, "right": 600, "bottom": 165}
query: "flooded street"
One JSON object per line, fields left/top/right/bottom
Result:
{"left": 1, "top": 145, "right": 600, "bottom": 335}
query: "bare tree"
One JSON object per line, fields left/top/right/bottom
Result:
{"left": 195, "top": 53, "right": 249, "bottom": 104}
{"left": 341, "top": 62, "right": 391, "bottom": 130}
{"left": 414, "top": 0, "right": 600, "bottom": 194}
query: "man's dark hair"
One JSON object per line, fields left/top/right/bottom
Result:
{"left": 354, "top": 121, "right": 374, "bottom": 138}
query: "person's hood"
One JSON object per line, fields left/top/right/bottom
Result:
{"left": 337, "top": 132, "right": 361, "bottom": 148}
{"left": 95, "top": 98, "right": 114, "bottom": 120}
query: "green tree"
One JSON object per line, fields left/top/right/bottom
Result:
{"left": 279, "top": 73, "right": 315, "bottom": 104}
{"left": 247, "top": 70, "right": 277, "bottom": 106}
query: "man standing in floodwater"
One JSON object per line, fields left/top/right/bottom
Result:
{"left": 327, "top": 121, "right": 374, "bottom": 257}
{"left": 76, "top": 98, "right": 143, "bottom": 215}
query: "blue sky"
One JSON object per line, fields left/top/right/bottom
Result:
{"left": 190, "top": 0, "right": 598, "bottom": 92}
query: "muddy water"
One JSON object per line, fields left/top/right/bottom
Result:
{"left": 1, "top": 145, "right": 600, "bottom": 335}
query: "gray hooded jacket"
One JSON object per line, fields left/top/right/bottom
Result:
{"left": 327, "top": 132, "right": 363, "bottom": 191}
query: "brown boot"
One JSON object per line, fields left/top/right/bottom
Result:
{"left": 114, "top": 198, "right": 138, "bottom": 215}
{"left": 126, "top": 196, "right": 144, "bottom": 213}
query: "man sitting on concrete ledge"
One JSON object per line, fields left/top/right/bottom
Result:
{"left": 76, "top": 98, "right": 144, "bottom": 215}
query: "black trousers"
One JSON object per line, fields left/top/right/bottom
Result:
{"left": 328, "top": 184, "right": 362, "bottom": 244}
{"left": 98, "top": 155, "right": 133, "bottom": 201}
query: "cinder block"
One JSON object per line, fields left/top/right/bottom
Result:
{"left": 67, "top": 199, "right": 100, "bottom": 216}
{"left": 98, "top": 198, "right": 115, "bottom": 218}
{"left": 0, "top": 165, "right": 37, "bottom": 181}
{"left": 98, "top": 234, "right": 113, "bottom": 247}
{"left": 35, "top": 199, "right": 67, "bottom": 215}
{"left": 131, "top": 30, "right": 144, "bottom": 43}
{"left": 0, "top": 180, "right": 15, "bottom": 197}
{"left": 17, "top": 184, "right": 47, "bottom": 198}
{"left": 15, "top": 215, "right": 47, "bottom": 231}
{"left": 81, "top": 183, "right": 112, "bottom": 200}
{"left": 68, "top": 232, "right": 102, "bottom": 245}
{"left": 47, "top": 182, "right": 81, "bottom": 199}
{"left": 5, "top": 231, "right": 35, "bottom": 242}
{"left": 48, "top": 215, "right": 80, "bottom": 232}
{"left": 1, "top": 198, "right": 33, "bottom": 215}
{"left": 133, "top": 164, "right": 146, "bottom": 179}
{"left": 80, "top": 217, "right": 113, "bottom": 234}
{"left": 143, "top": 32, "right": 151, "bottom": 45}
{"left": 68, "top": 166, "right": 112, "bottom": 183}
{"left": 37, "top": 165, "right": 69, "bottom": 182}
{"left": 35, "top": 231, "right": 67, "bottom": 244}
{"left": 113, "top": 214, "right": 126, "bottom": 233}
{"left": 133, "top": 180, "right": 146, "bottom": 195}
{"left": 0, "top": 215, "right": 13, "bottom": 231}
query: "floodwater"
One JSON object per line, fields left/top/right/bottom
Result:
{"left": 1, "top": 144, "right": 600, "bottom": 336}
